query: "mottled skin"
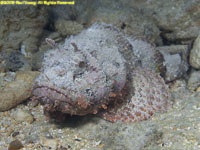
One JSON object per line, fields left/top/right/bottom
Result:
{"left": 32, "top": 23, "right": 171, "bottom": 123}
{"left": 100, "top": 68, "right": 170, "bottom": 123}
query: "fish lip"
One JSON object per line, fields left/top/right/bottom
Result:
{"left": 32, "top": 84, "right": 108, "bottom": 115}
{"left": 32, "top": 84, "right": 75, "bottom": 106}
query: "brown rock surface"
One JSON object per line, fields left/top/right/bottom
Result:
{"left": 190, "top": 35, "right": 200, "bottom": 69}
{"left": 0, "top": 6, "right": 48, "bottom": 53}
{"left": 0, "top": 71, "right": 39, "bottom": 111}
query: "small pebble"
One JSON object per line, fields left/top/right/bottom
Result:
{"left": 74, "top": 138, "right": 82, "bottom": 142}
{"left": 57, "top": 146, "right": 68, "bottom": 150}
{"left": 14, "top": 109, "right": 34, "bottom": 124}
{"left": 12, "top": 131, "right": 20, "bottom": 137}
{"left": 41, "top": 137, "right": 58, "bottom": 149}
{"left": 188, "top": 71, "right": 200, "bottom": 91}
{"left": 196, "top": 87, "right": 200, "bottom": 92}
{"left": 8, "top": 139, "right": 24, "bottom": 150}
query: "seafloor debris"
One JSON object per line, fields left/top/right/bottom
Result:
{"left": 32, "top": 23, "right": 170, "bottom": 123}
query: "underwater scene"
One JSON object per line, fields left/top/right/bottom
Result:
{"left": 0, "top": 0, "right": 200, "bottom": 149}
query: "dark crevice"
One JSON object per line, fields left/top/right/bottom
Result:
{"left": 121, "top": 22, "right": 126, "bottom": 30}
{"left": 44, "top": 20, "right": 55, "bottom": 32}
{"left": 43, "top": 9, "right": 56, "bottom": 32}
{"left": 159, "top": 26, "right": 194, "bottom": 46}
{"left": 159, "top": 27, "right": 174, "bottom": 45}
{"left": 69, "top": 13, "right": 78, "bottom": 21}
{"left": 48, "top": 113, "right": 97, "bottom": 128}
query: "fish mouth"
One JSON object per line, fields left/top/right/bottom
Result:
{"left": 32, "top": 84, "right": 112, "bottom": 116}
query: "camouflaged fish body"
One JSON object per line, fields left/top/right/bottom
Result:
{"left": 32, "top": 23, "right": 170, "bottom": 123}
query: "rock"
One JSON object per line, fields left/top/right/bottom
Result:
{"left": 188, "top": 71, "right": 200, "bottom": 91}
{"left": 190, "top": 35, "right": 200, "bottom": 69}
{"left": 0, "top": 53, "right": 6, "bottom": 72}
{"left": 12, "top": 131, "right": 20, "bottom": 137}
{"left": 55, "top": 19, "right": 84, "bottom": 37}
{"left": 0, "top": 6, "right": 48, "bottom": 53}
{"left": 163, "top": 54, "right": 183, "bottom": 81}
{"left": 130, "top": 0, "right": 200, "bottom": 42}
{"left": 8, "top": 139, "right": 24, "bottom": 150}
{"left": 57, "top": 146, "right": 68, "bottom": 150}
{"left": 14, "top": 109, "right": 34, "bottom": 124}
{"left": 32, "top": 32, "right": 63, "bottom": 71}
{"left": 85, "top": 7, "right": 162, "bottom": 45}
{"left": 196, "top": 87, "right": 200, "bottom": 92}
{"left": 47, "top": 32, "right": 62, "bottom": 43}
{"left": 157, "top": 45, "right": 189, "bottom": 81}
{"left": 41, "top": 137, "right": 58, "bottom": 149}
{"left": 31, "top": 50, "right": 46, "bottom": 71}
{"left": 0, "top": 71, "right": 39, "bottom": 111}
{"left": 5, "top": 51, "right": 25, "bottom": 71}
{"left": 157, "top": 45, "right": 189, "bottom": 54}
{"left": 50, "top": 0, "right": 200, "bottom": 44}
{"left": 50, "top": 1, "right": 162, "bottom": 45}
{"left": 0, "top": 51, "right": 31, "bottom": 72}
